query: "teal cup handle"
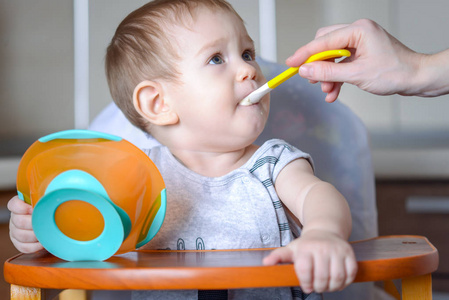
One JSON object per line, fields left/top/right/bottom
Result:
{"left": 32, "top": 169, "right": 132, "bottom": 261}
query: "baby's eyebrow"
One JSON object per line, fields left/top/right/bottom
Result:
{"left": 245, "top": 34, "right": 254, "bottom": 44}
{"left": 243, "top": 34, "right": 255, "bottom": 49}
{"left": 196, "top": 38, "right": 227, "bottom": 57}
{"left": 195, "top": 34, "right": 255, "bottom": 57}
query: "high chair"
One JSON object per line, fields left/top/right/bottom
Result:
{"left": 88, "top": 57, "right": 379, "bottom": 299}
{"left": 3, "top": 235, "right": 439, "bottom": 300}
{"left": 3, "top": 58, "right": 403, "bottom": 300}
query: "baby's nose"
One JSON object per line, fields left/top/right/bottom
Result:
{"left": 237, "top": 63, "right": 257, "bottom": 82}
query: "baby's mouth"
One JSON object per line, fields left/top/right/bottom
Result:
{"left": 239, "top": 86, "right": 261, "bottom": 106}
{"left": 239, "top": 88, "right": 262, "bottom": 106}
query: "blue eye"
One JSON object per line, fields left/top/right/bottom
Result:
{"left": 242, "top": 51, "right": 254, "bottom": 61}
{"left": 209, "top": 55, "right": 224, "bottom": 65}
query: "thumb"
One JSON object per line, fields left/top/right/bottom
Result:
{"left": 299, "top": 61, "right": 352, "bottom": 83}
{"left": 263, "top": 246, "right": 293, "bottom": 266}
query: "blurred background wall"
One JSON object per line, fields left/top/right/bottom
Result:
{"left": 2, "top": 0, "right": 449, "bottom": 183}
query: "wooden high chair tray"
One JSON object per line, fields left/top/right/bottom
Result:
{"left": 4, "top": 235, "right": 438, "bottom": 291}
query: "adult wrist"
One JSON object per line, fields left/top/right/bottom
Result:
{"left": 409, "top": 51, "right": 449, "bottom": 97}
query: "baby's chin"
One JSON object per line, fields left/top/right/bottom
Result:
{"left": 246, "top": 118, "right": 269, "bottom": 140}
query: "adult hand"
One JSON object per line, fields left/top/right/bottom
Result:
{"left": 287, "top": 19, "right": 428, "bottom": 102}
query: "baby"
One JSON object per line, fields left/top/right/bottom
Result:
{"left": 8, "top": 1, "right": 357, "bottom": 299}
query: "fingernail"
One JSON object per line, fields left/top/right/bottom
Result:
{"left": 299, "top": 65, "right": 313, "bottom": 78}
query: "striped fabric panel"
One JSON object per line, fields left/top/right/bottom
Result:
{"left": 272, "top": 200, "right": 283, "bottom": 209}
{"left": 274, "top": 143, "right": 293, "bottom": 152}
{"left": 249, "top": 156, "right": 278, "bottom": 173}
{"left": 278, "top": 222, "right": 290, "bottom": 231}
{"left": 261, "top": 178, "right": 273, "bottom": 187}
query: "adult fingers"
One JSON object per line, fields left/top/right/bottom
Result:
{"left": 299, "top": 61, "right": 354, "bottom": 83}
{"left": 286, "top": 27, "right": 353, "bottom": 67}
{"left": 320, "top": 81, "right": 336, "bottom": 94}
{"left": 325, "top": 83, "right": 343, "bottom": 103}
{"left": 315, "top": 24, "right": 349, "bottom": 39}
{"left": 286, "top": 19, "right": 376, "bottom": 68}
{"left": 319, "top": 81, "right": 342, "bottom": 102}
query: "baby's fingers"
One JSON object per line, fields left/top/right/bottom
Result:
{"left": 264, "top": 247, "right": 315, "bottom": 293}
{"left": 328, "top": 254, "right": 358, "bottom": 291}
{"left": 10, "top": 211, "right": 33, "bottom": 230}
{"left": 329, "top": 256, "right": 347, "bottom": 291}
{"left": 294, "top": 253, "right": 314, "bottom": 293}
{"left": 10, "top": 235, "right": 43, "bottom": 253}
{"left": 345, "top": 256, "right": 358, "bottom": 287}
{"left": 312, "top": 255, "right": 330, "bottom": 293}
{"left": 7, "top": 196, "right": 33, "bottom": 215}
{"left": 9, "top": 220, "right": 43, "bottom": 253}
{"left": 9, "top": 219, "right": 37, "bottom": 241}
{"left": 263, "top": 246, "right": 293, "bottom": 266}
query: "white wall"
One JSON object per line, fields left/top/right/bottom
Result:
{"left": 0, "top": 0, "right": 73, "bottom": 139}
{"left": 2, "top": 0, "right": 449, "bottom": 184}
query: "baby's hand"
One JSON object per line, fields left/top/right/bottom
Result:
{"left": 8, "top": 196, "right": 43, "bottom": 253}
{"left": 263, "top": 230, "right": 357, "bottom": 293}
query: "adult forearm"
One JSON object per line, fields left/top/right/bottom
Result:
{"left": 411, "top": 49, "right": 449, "bottom": 97}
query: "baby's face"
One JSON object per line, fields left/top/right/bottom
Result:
{"left": 164, "top": 7, "right": 270, "bottom": 152}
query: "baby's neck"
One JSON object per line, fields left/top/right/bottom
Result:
{"left": 168, "top": 144, "right": 259, "bottom": 177}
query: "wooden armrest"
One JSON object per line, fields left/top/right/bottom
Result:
{"left": 4, "top": 235, "right": 438, "bottom": 290}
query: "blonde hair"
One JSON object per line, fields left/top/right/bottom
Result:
{"left": 105, "top": 0, "right": 243, "bottom": 131}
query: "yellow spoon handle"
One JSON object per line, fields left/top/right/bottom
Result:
{"left": 267, "top": 49, "right": 351, "bottom": 89}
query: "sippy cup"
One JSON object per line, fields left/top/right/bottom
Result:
{"left": 16, "top": 129, "right": 166, "bottom": 261}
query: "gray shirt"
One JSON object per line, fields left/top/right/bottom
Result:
{"left": 134, "top": 139, "right": 320, "bottom": 300}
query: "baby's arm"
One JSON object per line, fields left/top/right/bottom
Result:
{"left": 8, "top": 196, "right": 43, "bottom": 253}
{"left": 263, "top": 158, "right": 357, "bottom": 293}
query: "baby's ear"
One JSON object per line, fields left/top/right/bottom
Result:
{"left": 133, "top": 80, "right": 179, "bottom": 125}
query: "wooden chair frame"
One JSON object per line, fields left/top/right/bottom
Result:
{"left": 4, "top": 235, "right": 438, "bottom": 300}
